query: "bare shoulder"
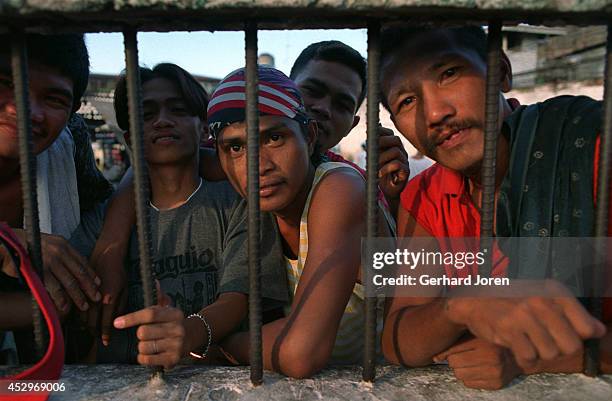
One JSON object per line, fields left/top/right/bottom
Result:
{"left": 308, "top": 166, "right": 366, "bottom": 226}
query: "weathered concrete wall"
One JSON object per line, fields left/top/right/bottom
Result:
{"left": 1, "top": 0, "right": 611, "bottom": 15}
{"left": 0, "top": 0, "right": 611, "bottom": 32}
{"left": 29, "top": 365, "right": 610, "bottom": 401}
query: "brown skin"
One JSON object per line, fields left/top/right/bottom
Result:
{"left": 86, "top": 78, "right": 247, "bottom": 369}
{"left": 0, "top": 61, "right": 100, "bottom": 317}
{"left": 216, "top": 115, "right": 374, "bottom": 378}
{"left": 380, "top": 29, "right": 608, "bottom": 386}
{"left": 293, "top": 58, "right": 410, "bottom": 214}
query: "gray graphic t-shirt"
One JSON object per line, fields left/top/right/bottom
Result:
{"left": 70, "top": 180, "right": 288, "bottom": 363}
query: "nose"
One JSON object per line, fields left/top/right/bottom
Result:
{"left": 30, "top": 98, "right": 44, "bottom": 125}
{"left": 152, "top": 108, "right": 174, "bottom": 129}
{"left": 422, "top": 86, "right": 456, "bottom": 129}
{"left": 259, "top": 148, "right": 275, "bottom": 176}
{"left": 308, "top": 96, "right": 331, "bottom": 121}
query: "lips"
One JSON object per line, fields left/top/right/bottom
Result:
{"left": 435, "top": 127, "right": 471, "bottom": 150}
{"left": 259, "top": 178, "right": 284, "bottom": 197}
{"left": 152, "top": 132, "right": 180, "bottom": 144}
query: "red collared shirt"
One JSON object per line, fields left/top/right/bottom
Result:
{"left": 400, "top": 163, "right": 508, "bottom": 279}
{"left": 401, "top": 139, "right": 611, "bottom": 321}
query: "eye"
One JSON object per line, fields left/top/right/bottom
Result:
{"left": 230, "top": 143, "right": 244, "bottom": 154}
{"left": 336, "top": 100, "right": 355, "bottom": 114}
{"left": 300, "top": 85, "right": 322, "bottom": 98}
{"left": 397, "top": 95, "right": 416, "bottom": 112}
{"left": 171, "top": 105, "right": 188, "bottom": 115}
{"left": 266, "top": 132, "right": 286, "bottom": 147}
{"left": 46, "top": 96, "right": 70, "bottom": 109}
{"left": 441, "top": 67, "right": 459, "bottom": 82}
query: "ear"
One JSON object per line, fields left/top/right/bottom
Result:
{"left": 500, "top": 51, "right": 513, "bottom": 93}
{"left": 349, "top": 115, "right": 360, "bottom": 134}
{"left": 306, "top": 120, "right": 318, "bottom": 157}
{"left": 199, "top": 120, "right": 209, "bottom": 143}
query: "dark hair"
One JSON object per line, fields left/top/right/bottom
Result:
{"left": 0, "top": 33, "right": 90, "bottom": 111}
{"left": 379, "top": 24, "right": 487, "bottom": 111}
{"left": 114, "top": 63, "right": 209, "bottom": 131}
{"left": 290, "top": 41, "right": 367, "bottom": 110}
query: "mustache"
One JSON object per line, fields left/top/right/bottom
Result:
{"left": 425, "top": 118, "right": 483, "bottom": 153}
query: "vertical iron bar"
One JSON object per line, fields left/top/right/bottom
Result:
{"left": 584, "top": 23, "right": 612, "bottom": 377}
{"left": 479, "top": 21, "right": 503, "bottom": 278}
{"left": 123, "top": 29, "right": 159, "bottom": 376}
{"left": 245, "top": 20, "right": 263, "bottom": 386}
{"left": 363, "top": 20, "right": 380, "bottom": 383}
{"left": 123, "top": 28, "right": 156, "bottom": 308}
{"left": 11, "top": 29, "right": 45, "bottom": 357}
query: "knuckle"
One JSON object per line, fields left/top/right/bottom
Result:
{"left": 136, "top": 326, "right": 148, "bottom": 340}
{"left": 175, "top": 324, "right": 185, "bottom": 338}
{"left": 565, "top": 340, "right": 583, "bottom": 355}
{"left": 144, "top": 308, "right": 156, "bottom": 321}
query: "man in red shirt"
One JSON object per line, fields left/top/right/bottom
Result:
{"left": 379, "top": 24, "right": 611, "bottom": 389}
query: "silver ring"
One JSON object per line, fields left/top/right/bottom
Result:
{"left": 153, "top": 340, "right": 158, "bottom": 354}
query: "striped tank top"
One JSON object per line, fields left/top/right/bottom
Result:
{"left": 284, "top": 162, "right": 391, "bottom": 364}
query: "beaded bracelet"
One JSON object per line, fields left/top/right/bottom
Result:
{"left": 187, "top": 312, "right": 212, "bottom": 360}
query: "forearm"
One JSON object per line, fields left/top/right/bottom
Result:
{"left": 221, "top": 318, "right": 308, "bottom": 376}
{"left": 523, "top": 325, "right": 612, "bottom": 374}
{"left": 184, "top": 293, "right": 247, "bottom": 353}
{"left": 91, "top": 172, "right": 135, "bottom": 264}
{"left": 0, "top": 292, "right": 35, "bottom": 329}
{"left": 383, "top": 298, "right": 466, "bottom": 366}
{"left": 222, "top": 316, "right": 331, "bottom": 378}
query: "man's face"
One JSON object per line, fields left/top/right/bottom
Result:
{"left": 217, "top": 115, "right": 315, "bottom": 213}
{"left": 141, "top": 77, "right": 203, "bottom": 165}
{"left": 293, "top": 59, "right": 361, "bottom": 151}
{"left": 381, "top": 31, "right": 510, "bottom": 173}
{"left": 0, "top": 62, "right": 74, "bottom": 161}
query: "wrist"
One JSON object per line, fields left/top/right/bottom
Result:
{"left": 183, "top": 316, "right": 207, "bottom": 354}
{"left": 444, "top": 297, "right": 476, "bottom": 326}
{"left": 185, "top": 312, "right": 212, "bottom": 359}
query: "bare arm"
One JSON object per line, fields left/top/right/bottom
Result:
{"left": 0, "top": 292, "right": 36, "bottom": 329}
{"left": 221, "top": 169, "right": 366, "bottom": 378}
{"left": 183, "top": 292, "right": 248, "bottom": 354}
{"left": 88, "top": 168, "right": 135, "bottom": 344}
{"left": 382, "top": 207, "right": 466, "bottom": 366}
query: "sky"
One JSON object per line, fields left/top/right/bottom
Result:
{"left": 86, "top": 29, "right": 367, "bottom": 79}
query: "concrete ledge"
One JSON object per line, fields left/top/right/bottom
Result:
{"left": 0, "top": 0, "right": 611, "bottom": 31}
{"left": 1, "top": 0, "right": 611, "bottom": 14}
{"left": 3, "top": 364, "right": 609, "bottom": 400}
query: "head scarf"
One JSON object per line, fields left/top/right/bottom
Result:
{"left": 207, "top": 66, "right": 308, "bottom": 138}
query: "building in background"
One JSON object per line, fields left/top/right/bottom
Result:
{"left": 258, "top": 53, "right": 276, "bottom": 67}
{"left": 336, "top": 25, "right": 606, "bottom": 168}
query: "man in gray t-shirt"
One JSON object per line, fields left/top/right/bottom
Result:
{"left": 71, "top": 180, "right": 287, "bottom": 363}
{"left": 67, "top": 63, "right": 288, "bottom": 369}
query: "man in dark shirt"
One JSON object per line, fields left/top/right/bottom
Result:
{"left": 0, "top": 33, "right": 112, "bottom": 362}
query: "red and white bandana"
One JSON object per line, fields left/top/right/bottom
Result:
{"left": 207, "top": 66, "right": 308, "bottom": 138}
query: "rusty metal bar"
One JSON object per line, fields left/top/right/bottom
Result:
{"left": 479, "top": 21, "right": 502, "bottom": 278}
{"left": 584, "top": 23, "right": 612, "bottom": 377}
{"left": 363, "top": 20, "right": 380, "bottom": 382}
{"left": 10, "top": 29, "right": 45, "bottom": 357}
{"left": 245, "top": 20, "right": 263, "bottom": 386}
{"left": 123, "top": 28, "right": 156, "bottom": 308}
{"left": 122, "top": 29, "right": 160, "bottom": 376}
